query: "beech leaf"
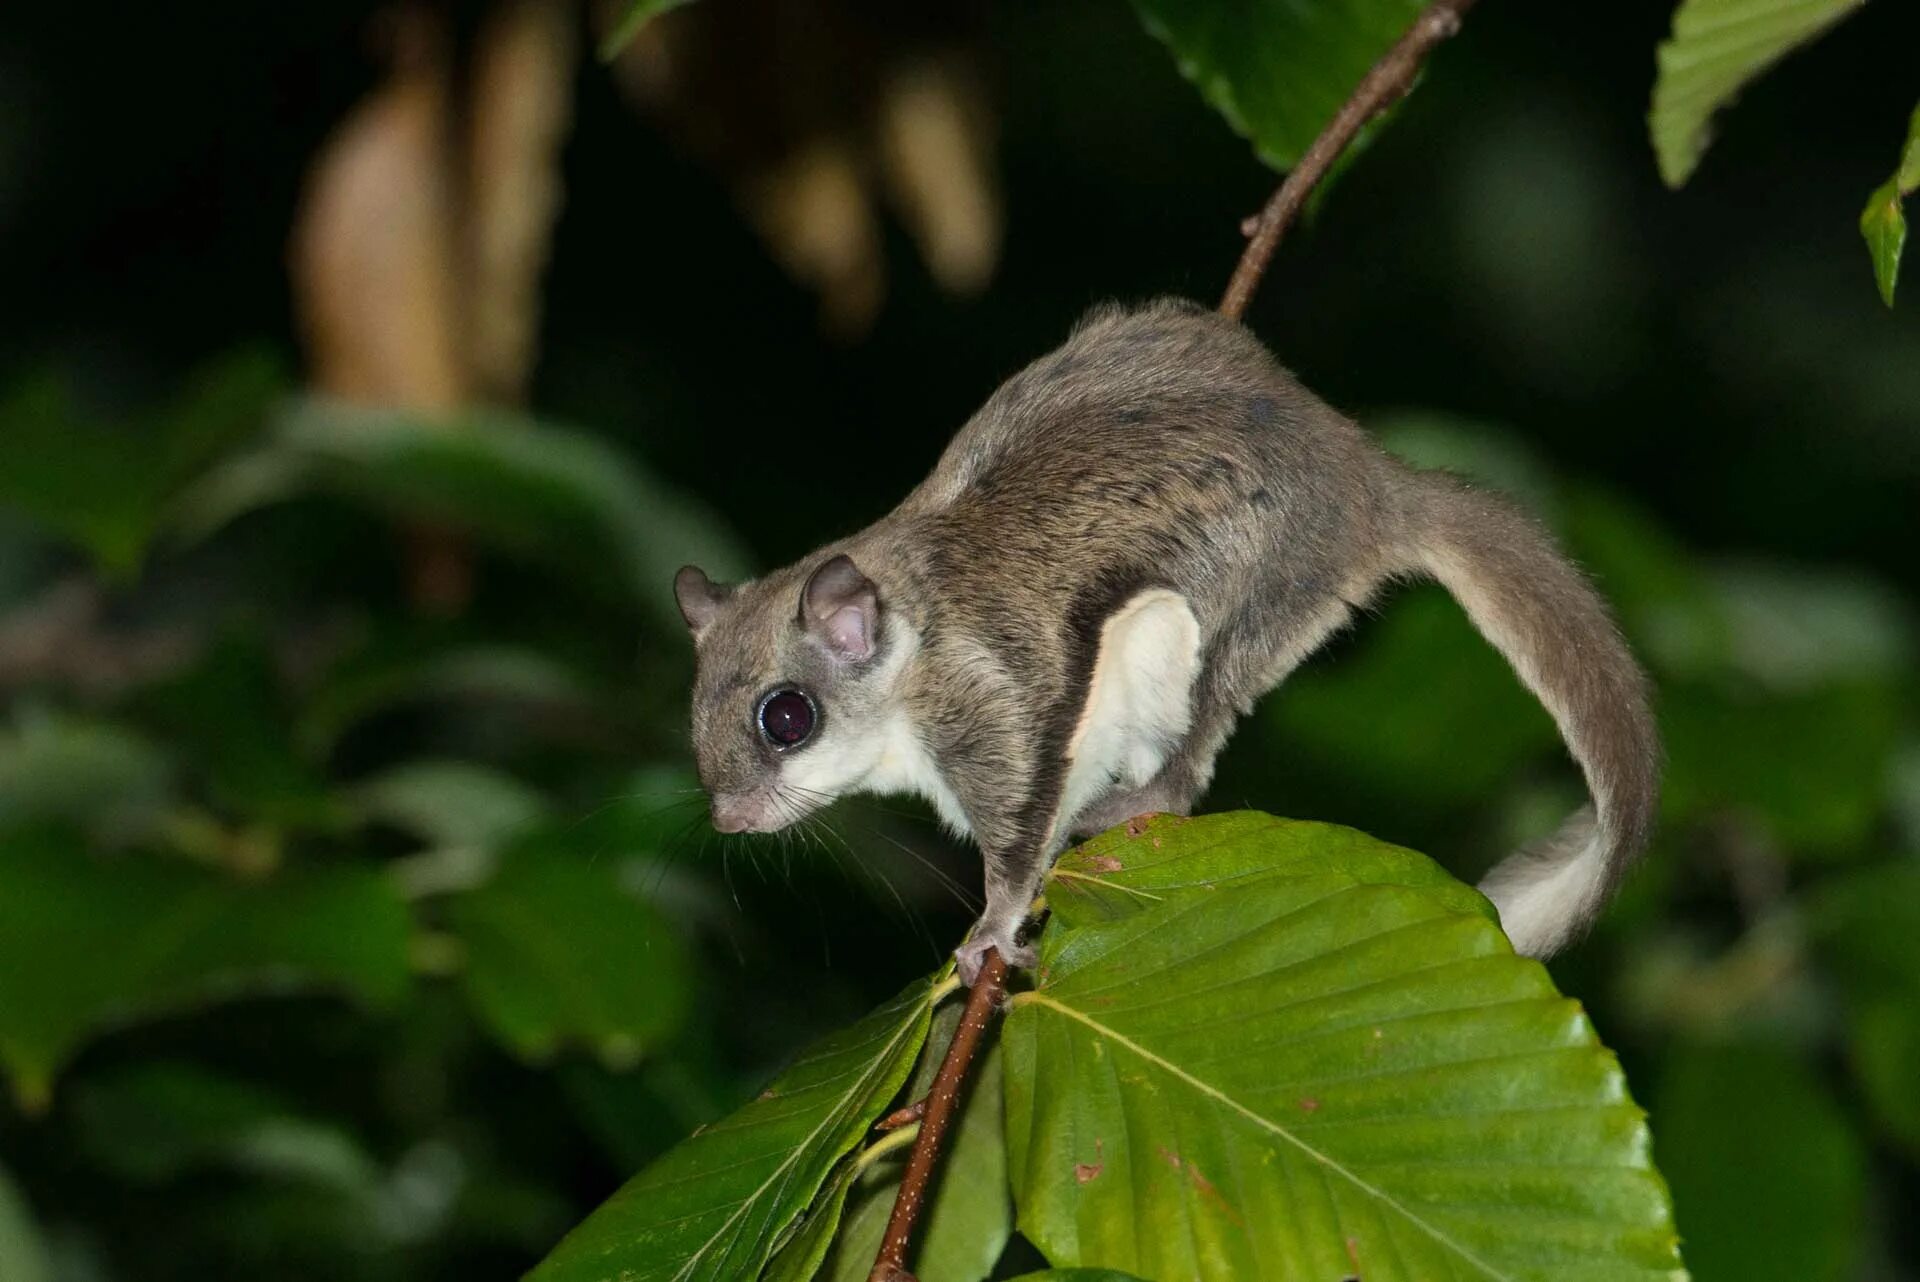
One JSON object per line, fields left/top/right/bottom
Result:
{"left": 526, "top": 976, "right": 943, "bottom": 1282}
{"left": 1007, "top": 814, "right": 1683, "bottom": 1281}
{"left": 1649, "top": 0, "right": 1865, "bottom": 188}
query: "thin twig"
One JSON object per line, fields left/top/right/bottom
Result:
{"left": 867, "top": 949, "right": 1010, "bottom": 1282}
{"left": 1219, "top": 0, "right": 1479, "bottom": 321}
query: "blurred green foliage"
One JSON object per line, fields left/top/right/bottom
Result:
{"left": 1654, "top": 1043, "right": 1866, "bottom": 1282}
{"left": 2, "top": 0, "right": 1919, "bottom": 1278}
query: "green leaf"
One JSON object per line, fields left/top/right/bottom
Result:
{"left": 1130, "top": 0, "right": 1426, "bottom": 173}
{"left": 0, "top": 710, "right": 173, "bottom": 845}
{"left": 1649, "top": 0, "right": 1866, "bottom": 188}
{"left": 1647, "top": 563, "right": 1909, "bottom": 857}
{"left": 298, "top": 636, "right": 600, "bottom": 758}
{"left": 71, "top": 1061, "right": 382, "bottom": 1192}
{"left": 1651, "top": 1043, "right": 1864, "bottom": 1282}
{"left": 1048, "top": 811, "right": 1492, "bottom": 931}
{"left": 759, "top": 1155, "right": 861, "bottom": 1282}
{"left": 598, "top": 0, "right": 696, "bottom": 62}
{"left": 1890, "top": 101, "right": 1920, "bottom": 192}
{"left": 804, "top": 1007, "right": 1012, "bottom": 1282}
{"left": 815, "top": 1057, "right": 1010, "bottom": 1282}
{"left": 1860, "top": 101, "right": 1920, "bottom": 305}
{"left": 0, "top": 830, "right": 409, "bottom": 1108}
{"left": 1843, "top": 994, "right": 1920, "bottom": 1158}
{"left": 1807, "top": 863, "right": 1920, "bottom": 1149}
{"left": 138, "top": 632, "right": 342, "bottom": 831}
{"left": 173, "top": 400, "right": 752, "bottom": 632}
{"left": 1862, "top": 178, "right": 1909, "bottom": 306}
{"left": 526, "top": 975, "right": 944, "bottom": 1282}
{"left": 349, "top": 758, "right": 551, "bottom": 851}
{"left": 1662, "top": 680, "right": 1899, "bottom": 858}
{"left": 1807, "top": 861, "right": 1920, "bottom": 988}
{"left": 0, "top": 351, "right": 280, "bottom": 574}
{"left": 1004, "top": 816, "right": 1682, "bottom": 1282}
{"left": 448, "top": 839, "right": 694, "bottom": 1068}
{"left": 1004, "top": 1273, "right": 1152, "bottom": 1282}
{"left": 1708, "top": 561, "right": 1912, "bottom": 690}
{"left": 0, "top": 1162, "right": 52, "bottom": 1282}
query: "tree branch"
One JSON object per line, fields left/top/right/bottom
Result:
{"left": 867, "top": 948, "right": 1009, "bottom": 1282}
{"left": 1219, "top": 0, "right": 1480, "bottom": 321}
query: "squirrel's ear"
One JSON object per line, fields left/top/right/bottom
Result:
{"left": 674, "top": 565, "right": 732, "bottom": 638}
{"left": 802, "top": 555, "right": 879, "bottom": 663}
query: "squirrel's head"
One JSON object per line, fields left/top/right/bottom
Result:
{"left": 675, "top": 553, "right": 907, "bottom": 833}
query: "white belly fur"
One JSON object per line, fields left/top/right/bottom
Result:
{"left": 1058, "top": 588, "right": 1202, "bottom": 840}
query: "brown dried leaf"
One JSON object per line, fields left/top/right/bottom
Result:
{"left": 466, "top": 0, "right": 578, "bottom": 404}
{"left": 745, "top": 140, "right": 886, "bottom": 338}
{"left": 878, "top": 56, "right": 1001, "bottom": 298}
{"left": 605, "top": 0, "right": 999, "bottom": 338}
{"left": 289, "top": 13, "right": 465, "bottom": 410}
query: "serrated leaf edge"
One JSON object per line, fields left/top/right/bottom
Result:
{"left": 1649, "top": 0, "right": 1867, "bottom": 187}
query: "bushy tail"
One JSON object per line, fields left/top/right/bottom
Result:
{"left": 1388, "top": 468, "right": 1659, "bottom": 957}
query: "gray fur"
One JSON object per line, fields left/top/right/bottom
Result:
{"left": 677, "top": 299, "right": 1659, "bottom": 977}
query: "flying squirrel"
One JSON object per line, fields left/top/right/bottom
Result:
{"left": 674, "top": 298, "right": 1659, "bottom": 984}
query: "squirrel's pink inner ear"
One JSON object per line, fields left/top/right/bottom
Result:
{"left": 822, "top": 605, "right": 871, "bottom": 661}
{"left": 803, "top": 555, "right": 878, "bottom": 662}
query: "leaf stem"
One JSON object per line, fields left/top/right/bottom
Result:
{"left": 855, "top": 1120, "right": 923, "bottom": 1173}
{"left": 1219, "top": 0, "right": 1480, "bottom": 321}
{"left": 865, "top": 948, "right": 1009, "bottom": 1282}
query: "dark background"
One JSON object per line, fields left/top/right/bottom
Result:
{"left": 2, "top": 1, "right": 1918, "bottom": 1279}
{"left": 6, "top": 2, "right": 1918, "bottom": 568}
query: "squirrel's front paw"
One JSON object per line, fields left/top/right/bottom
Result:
{"left": 955, "top": 918, "right": 1035, "bottom": 986}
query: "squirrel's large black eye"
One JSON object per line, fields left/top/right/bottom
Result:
{"left": 757, "top": 688, "right": 817, "bottom": 748}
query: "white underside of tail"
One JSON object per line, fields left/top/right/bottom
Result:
{"left": 1477, "top": 810, "right": 1610, "bottom": 958}
{"left": 1411, "top": 520, "right": 1634, "bottom": 959}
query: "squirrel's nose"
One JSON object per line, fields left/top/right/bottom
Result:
{"left": 711, "top": 797, "right": 756, "bottom": 833}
